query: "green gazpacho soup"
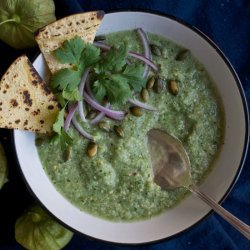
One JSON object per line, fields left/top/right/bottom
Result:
{"left": 37, "top": 30, "right": 224, "bottom": 221}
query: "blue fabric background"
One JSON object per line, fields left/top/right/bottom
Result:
{"left": 0, "top": 0, "right": 249, "bottom": 249}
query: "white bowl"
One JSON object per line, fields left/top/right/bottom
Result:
{"left": 13, "top": 11, "right": 249, "bottom": 245}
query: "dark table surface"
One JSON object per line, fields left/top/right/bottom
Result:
{"left": 0, "top": 0, "right": 249, "bottom": 249}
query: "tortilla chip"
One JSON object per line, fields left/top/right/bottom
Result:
{"left": 0, "top": 55, "right": 59, "bottom": 134}
{"left": 35, "top": 11, "right": 104, "bottom": 74}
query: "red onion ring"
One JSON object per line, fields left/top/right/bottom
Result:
{"left": 90, "top": 103, "right": 111, "bottom": 125}
{"left": 72, "top": 116, "right": 94, "bottom": 141}
{"left": 136, "top": 28, "right": 152, "bottom": 78}
{"left": 85, "top": 78, "right": 94, "bottom": 99}
{"left": 128, "top": 98, "right": 157, "bottom": 111}
{"left": 64, "top": 102, "right": 78, "bottom": 131}
{"left": 83, "top": 91, "right": 125, "bottom": 120}
{"left": 93, "top": 41, "right": 112, "bottom": 51}
{"left": 128, "top": 51, "right": 159, "bottom": 72}
{"left": 78, "top": 68, "right": 90, "bottom": 122}
{"left": 93, "top": 39, "right": 158, "bottom": 73}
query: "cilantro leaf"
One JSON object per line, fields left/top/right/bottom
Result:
{"left": 94, "top": 43, "right": 128, "bottom": 73}
{"left": 103, "top": 75, "right": 132, "bottom": 104}
{"left": 61, "top": 130, "right": 73, "bottom": 146}
{"left": 54, "top": 92, "right": 66, "bottom": 107}
{"left": 53, "top": 105, "right": 66, "bottom": 135}
{"left": 52, "top": 104, "right": 73, "bottom": 149}
{"left": 50, "top": 131, "right": 73, "bottom": 150}
{"left": 92, "top": 80, "right": 106, "bottom": 102}
{"left": 121, "top": 64, "right": 146, "bottom": 92}
{"left": 62, "top": 88, "right": 82, "bottom": 101}
{"left": 51, "top": 37, "right": 101, "bottom": 103}
{"left": 53, "top": 36, "right": 84, "bottom": 65}
{"left": 92, "top": 54, "right": 145, "bottom": 104}
{"left": 80, "top": 44, "right": 100, "bottom": 71}
{"left": 50, "top": 68, "right": 81, "bottom": 91}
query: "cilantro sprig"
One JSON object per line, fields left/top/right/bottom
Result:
{"left": 92, "top": 43, "right": 146, "bottom": 104}
{"left": 50, "top": 36, "right": 147, "bottom": 144}
{"left": 51, "top": 104, "right": 73, "bottom": 149}
{"left": 50, "top": 36, "right": 100, "bottom": 102}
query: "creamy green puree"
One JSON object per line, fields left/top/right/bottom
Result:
{"left": 37, "top": 31, "right": 224, "bottom": 221}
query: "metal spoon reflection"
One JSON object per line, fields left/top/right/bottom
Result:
{"left": 147, "top": 129, "right": 250, "bottom": 239}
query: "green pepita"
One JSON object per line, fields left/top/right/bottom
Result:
{"left": 153, "top": 77, "right": 164, "bottom": 94}
{"left": 140, "top": 88, "right": 149, "bottom": 102}
{"left": 146, "top": 76, "right": 155, "bottom": 89}
{"left": 150, "top": 44, "right": 162, "bottom": 56}
{"left": 98, "top": 121, "right": 111, "bottom": 132}
{"left": 168, "top": 80, "right": 179, "bottom": 96}
{"left": 175, "top": 49, "right": 190, "bottom": 61}
{"left": 63, "top": 146, "right": 72, "bottom": 162}
{"left": 130, "top": 106, "right": 143, "bottom": 117}
{"left": 87, "top": 142, "right": 98, "bottom": 157}
{"left": 114, "top": 125, "right": 124, "bottom": 138}
{"left": 94, "top": 35, "right": 106, "bottom": 41}
{"left": 162, "top": 47, "right": 169, "bottom": 58}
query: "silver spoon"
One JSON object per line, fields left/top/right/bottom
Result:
{"left": 147, "top": 129, "right": 250, "bottom": 239}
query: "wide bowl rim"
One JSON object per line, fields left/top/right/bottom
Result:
{"left": 12, "top": 9, "right": 249, "bottom": 247}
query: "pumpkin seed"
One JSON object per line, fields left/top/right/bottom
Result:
{"left": 175, "top": 49, "right": 190, "bottom": 61}
{"left": 98, "top": 121, "right": 111, "bottom": 132}
{"left": 114, "top": 125, "right": 124, "bottom": 138}
{"left": 146, "top": 76, "right": 155, "bottom": 89}
{"left": 153, "top": 77, "right": 164, "bottom": 93}
{"left": 141, "top": 88, "right": 149, "bottom": 102}
{"left": 94, "top": 35, "right": 106, "bottom": 41}
{"left": 150, "top": 44, "right": 162, "bottom": 56}
{"left": 63, "top": 146, "right": 72, "bottom": 162}
{"left": 130, "top": 106, "right": 143, "bottom": 117}
{"left": 168, "top": 80, "right": 179, "bottom": 96}
{"left": 35, "top": 137, "right": 43, "bottom": 146}
{"left": 162, "top": 47, "right": 169, "bottom": 58}
{"left": 87, "top": 142, "right": 98, "bottom": 157}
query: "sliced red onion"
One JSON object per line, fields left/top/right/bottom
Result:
{"left": 83, "top": 91, "right": 125, "bottom": 120}
{"left": 85, "top": 77, "right": 94, "bottom": 99}
{"left": 93, "top": 41, "right": 112, "bottom": 51}
{"left": 90, "top": 103, "right": 111, "bottom": 125}
{"left": 78, "top": 68, "right": 90, "bottom": 122}
{"left": 72, "top": 116, "right": 94, "bottom": 141}
{"left": 136, "top": 28, "right": 152, "bottom": 78}
{"left": 84, "top": 74, "right": 111, "bottom": 124}
{"left": 93, "top": 37, "right": 158, "bottom": 74}
{"left": 128, "top": 98, "right": 157, "bottom": 111}
{"left": 128, "top": 51, "right": 159, "bottom": 72}
{"left": 64, "top": 102, "right": 78, "bottom": 131}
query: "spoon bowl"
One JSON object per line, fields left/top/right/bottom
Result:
{"left": 147, "top": 129, "right": 192, "bottom": 189}
{"left": 147, "top": 128, "right": 250, "bottom": 239}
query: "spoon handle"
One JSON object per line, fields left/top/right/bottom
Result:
{"left": 189, "top": 185, "right": 250, "bottom": 239}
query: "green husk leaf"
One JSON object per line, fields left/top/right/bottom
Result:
{"left": 0, "top": 0, "right": 56, "bottom": 49}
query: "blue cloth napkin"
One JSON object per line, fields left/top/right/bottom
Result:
{"left": 0, "top": 0, "right": 249, "bottom": 249}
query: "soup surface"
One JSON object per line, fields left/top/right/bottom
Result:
{"left": 37, "top": 30, "right": 224, "bottom": 221}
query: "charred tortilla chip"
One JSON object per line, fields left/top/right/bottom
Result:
{"left": 35, "top": 11, "right": 104, "bottom": 74}
{"left": 0, "top": 55, "right": 59, "bottom": 134}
